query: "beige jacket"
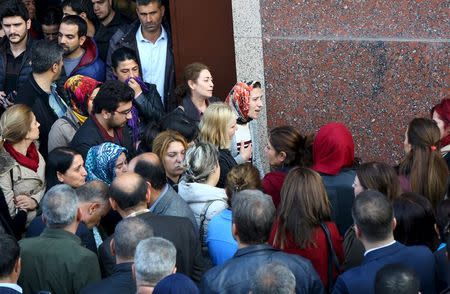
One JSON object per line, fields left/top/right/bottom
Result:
{"left": 0, "top": 146, "right": 46, "bottom": 224}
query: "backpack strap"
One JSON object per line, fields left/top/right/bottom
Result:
{"left": 199, "top": 200, "right": 216, "bottom": 247}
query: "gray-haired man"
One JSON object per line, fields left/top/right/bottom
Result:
{"left": 18, "top": 184, "right": 101, "bottom": 294}
{"left": 133, "top": 237, "right": 177, "bottom": 293}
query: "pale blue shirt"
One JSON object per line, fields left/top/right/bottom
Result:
{"left": 136, "top": 25, "right": 168, "bottom": 104}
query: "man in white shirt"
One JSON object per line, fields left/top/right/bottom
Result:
{"left": 107, "top": 0, "right": 176, "bottom": 112}
{"left": 0, "top": 234, "right": 23, "bottom": 294}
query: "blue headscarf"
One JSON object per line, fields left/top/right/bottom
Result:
{"left": 85, "top": 142, "right": 127, "bottom": 185}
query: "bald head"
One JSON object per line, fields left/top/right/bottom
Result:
{"left": 109, "top": 173, "right": 147, "bottom": 210}
{"left": 133, "top": 153, "right": 167, "bottom": 190}
{"left": 128, "top": 152, "right": 160, "bottom": 172}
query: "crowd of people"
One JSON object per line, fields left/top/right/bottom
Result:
{"left": 0, "top": 0, "right": 448, "bottom": 293}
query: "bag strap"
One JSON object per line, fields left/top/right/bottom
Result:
{"left": 320, "top": 222, "right": 340, "bottom": 292}
{"left": 199, "top": 200, "right": 216, "bottom": 247}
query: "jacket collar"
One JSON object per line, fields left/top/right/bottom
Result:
{"left": 40, "top": 227, "right": 82, "bottom": 245}
{"left": 362, "top": 241, "right": 404, "bottom": 263}
{"left": 113, "top": 262, "right": 133, "bottom": 274}
{"left": 151, "top": 184, "right": 173, "bottom": 213}
{"left": 234, "top": 244, "right": 278, "bottom": 257}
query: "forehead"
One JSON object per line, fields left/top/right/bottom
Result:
{"left": 116, "top": 101, "right": 132, "bottom": 111}
{"left": 2, "top": 16, "right": 26, "bottom": 25}
{"left": 62, "top": 6, "right": 77, "bottom": 15}
{"left": 59, "top": 23, "right": 79, "bottom": 34}
{"left": 136, "top": 2, "right": 161, "bottom": 13}
{"left": 42, "top": 24, "right": 59, "bottom": 32}
{"left": 250, "top": 87, "right": 263, "bottom": 98}
{"left": 117, "top": 59, "right": 139, "bottom": 69}
{"left": 197, "top": 69, "right": 211, "bottom": 79}
{"left": 92, "top": 0, "right": 108, "bottom": 3}
{"left": 166, "top": 141, "right": 185, "bottom": 153}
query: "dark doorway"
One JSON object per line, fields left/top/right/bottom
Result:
{"left": 169, "top": 0, "right": 236, "bottom": 100}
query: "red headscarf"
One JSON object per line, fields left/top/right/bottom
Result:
{"left": 431, "top": 98, "right": 450, "bottom": 147}
{"left": 312, "top": 122, "right": 355, "bottom": 175}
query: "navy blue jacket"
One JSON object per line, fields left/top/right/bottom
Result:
{"left": 200, "top": 244, "right": 325, "bottom": 294}
{"left": 80, "top": 262, "right": 135, "bottom": 294}
{"left": 333, "top": 242, "right": 437, "bottom": 294}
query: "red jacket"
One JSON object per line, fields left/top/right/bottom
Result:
{"left": 269, "top": 220, "right": 344, "bottom": 289}
{"left": 262, "top": 171, "right": 287, "bottom": 208}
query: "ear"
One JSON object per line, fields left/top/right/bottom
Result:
{"left": 160, "top": 5, "right": 165, "bottom": 17}
{"left": 132, "top": 264, "right": 136, "bottom": 281}
{"left": 89, "top": 202, "right": 100, "bottom": 215}
{"left": 187, "top": 79, "right": 195, "bottom": 91}
{"left": 26, "top": 19, "right": 31, "bottom": 30}
{"left": 109, "top": 198, "right": 118, "bottom": 211}
{"left": 14, "top": 257, "right": 21, "bottom": 275}
{"left": 52, "top": 62, "right": 59, "bottom": 74}
{"left": 354, "top": 224, "right": 362, "bottom": 240}
{"left": 79, "top": 35, "right": 86, "bottom": 47}
{"left": 56, "top": 171, "right": 65, "bottom": 183}
{"left": 392, "top": 217, "right": 397, "bottom": 231}
{"left": 172, "top": 266, "right": 176, "bottom": 274}
{"left": 110, "top": 238, "right": 116, "bottom": 257}
{"left": 231, "top": 223, "right": 239, "bottom": 242}
{"left": 145, "top": 185, "right": 152, "bottom": 205}
{"left": 102, "top": 109, "right": 111, "bottom": 120}
{"left": 76, "top": 207, "right": 82, "bottom": 222}
{"left": 278, "top": 151, "right": 287, "bottom": 162}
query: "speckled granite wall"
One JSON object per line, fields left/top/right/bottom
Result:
{"left": 260, "top": 1, "right": 449, "bottom": 164}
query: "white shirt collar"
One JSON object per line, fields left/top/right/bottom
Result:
{"left": 0, "top": 283, "right": 23, "bottom": 293}
{"left": 136, "top": 25, "right": 166, "bottom": 44}
{"left": 364, "top": 240, "right": 396, "bottom": 256}
{"left": 126, "top": 209, "right": 150, "bottom": 218}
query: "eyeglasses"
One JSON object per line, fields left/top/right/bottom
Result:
{"left": 114, "top": 107, "right": 133, "bottom": 116}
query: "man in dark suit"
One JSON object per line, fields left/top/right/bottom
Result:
{"left": 0, "top": 234, "right": 22, "bottom": 294}
{"left": 81, "top": 217, "right": 153, "bottom": 294}
{"left": 129, "top": 152, "right": 197, "bottom": 230}
{"left": 333, "top": 190, "right": 437, "bottom": 294}
{"left": 98, "top": 173, "right": 206, "bottom": 282}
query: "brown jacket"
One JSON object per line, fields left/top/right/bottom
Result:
{"left": 0, "top": 146, "right": 46, "bottom": 224}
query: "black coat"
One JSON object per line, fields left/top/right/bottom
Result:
{"left": 218, "top": 149, "right": 237, "bottom": 188}
{"left": 69, "top": 116, "right": 134, "bottom": 160}
{"left": 134, "top": 83, "right": 165, "bottom": 124}
{"left": 80, "top": 262, "right": 135, "bottom": 294}
{"left": 98, "top": 212, "right": 206, "bottom": 283}
{"left": 15, "top": 74, "right": 58, "bottom": 159}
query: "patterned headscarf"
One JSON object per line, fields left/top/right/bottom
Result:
{"left": 225, "top": 81, "right": 255, "bottom": 124}
{"left": 85, "top": 142, "right": 127, "bottom": 185}
{"left": 64, "top": 75, "right": 102, "bottom": 123}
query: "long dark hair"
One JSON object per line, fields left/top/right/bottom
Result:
{"left": 399, "top": 118, "right": 448, "bottom": 208}
{"left": 393, "top": 192, "right": 440, "bottom": 252}
{"left": 274, "top": 167, "right": 331, "bottom": 248}
{"left": 356, "top": 162, "right": 401, "bottom": 201}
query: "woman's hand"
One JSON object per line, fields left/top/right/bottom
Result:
{"left": 128, "top": 78, "right": 143, "bottom": 98}
{"left": 240, "top": 141, "right": 252, "bottom": 161}
{"left": 14, "top": 195, "right": 38, "bottom": 211}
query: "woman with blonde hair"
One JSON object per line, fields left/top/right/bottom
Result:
{"left": 153, "top": 130, "right": 188, "bottom": 192}
{"left": 0, "top": 105, "right": 46, "bottom": 236}
{"left": 269, "top": 167, "right": 343, "bottom": 291}
{"left": 199, "top": 103, "right": 237, "bottom": 188}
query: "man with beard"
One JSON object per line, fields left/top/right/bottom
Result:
{"left": 107, "top": 0, "right": 176, "bottom": 112}
{"left": 15, "top": 40, "right": 67, "bottom": 158}
{"left": 0, "top": 0, "right": 34, "bottom": 112}
{"left": 70, "top": 80, "right": 135, "bottom": 159}
{"left": 92, "top": 0, "right": 130, "bottom": 62}
{"left": 58, "top": 15, "right": 106, "bottom": 83}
